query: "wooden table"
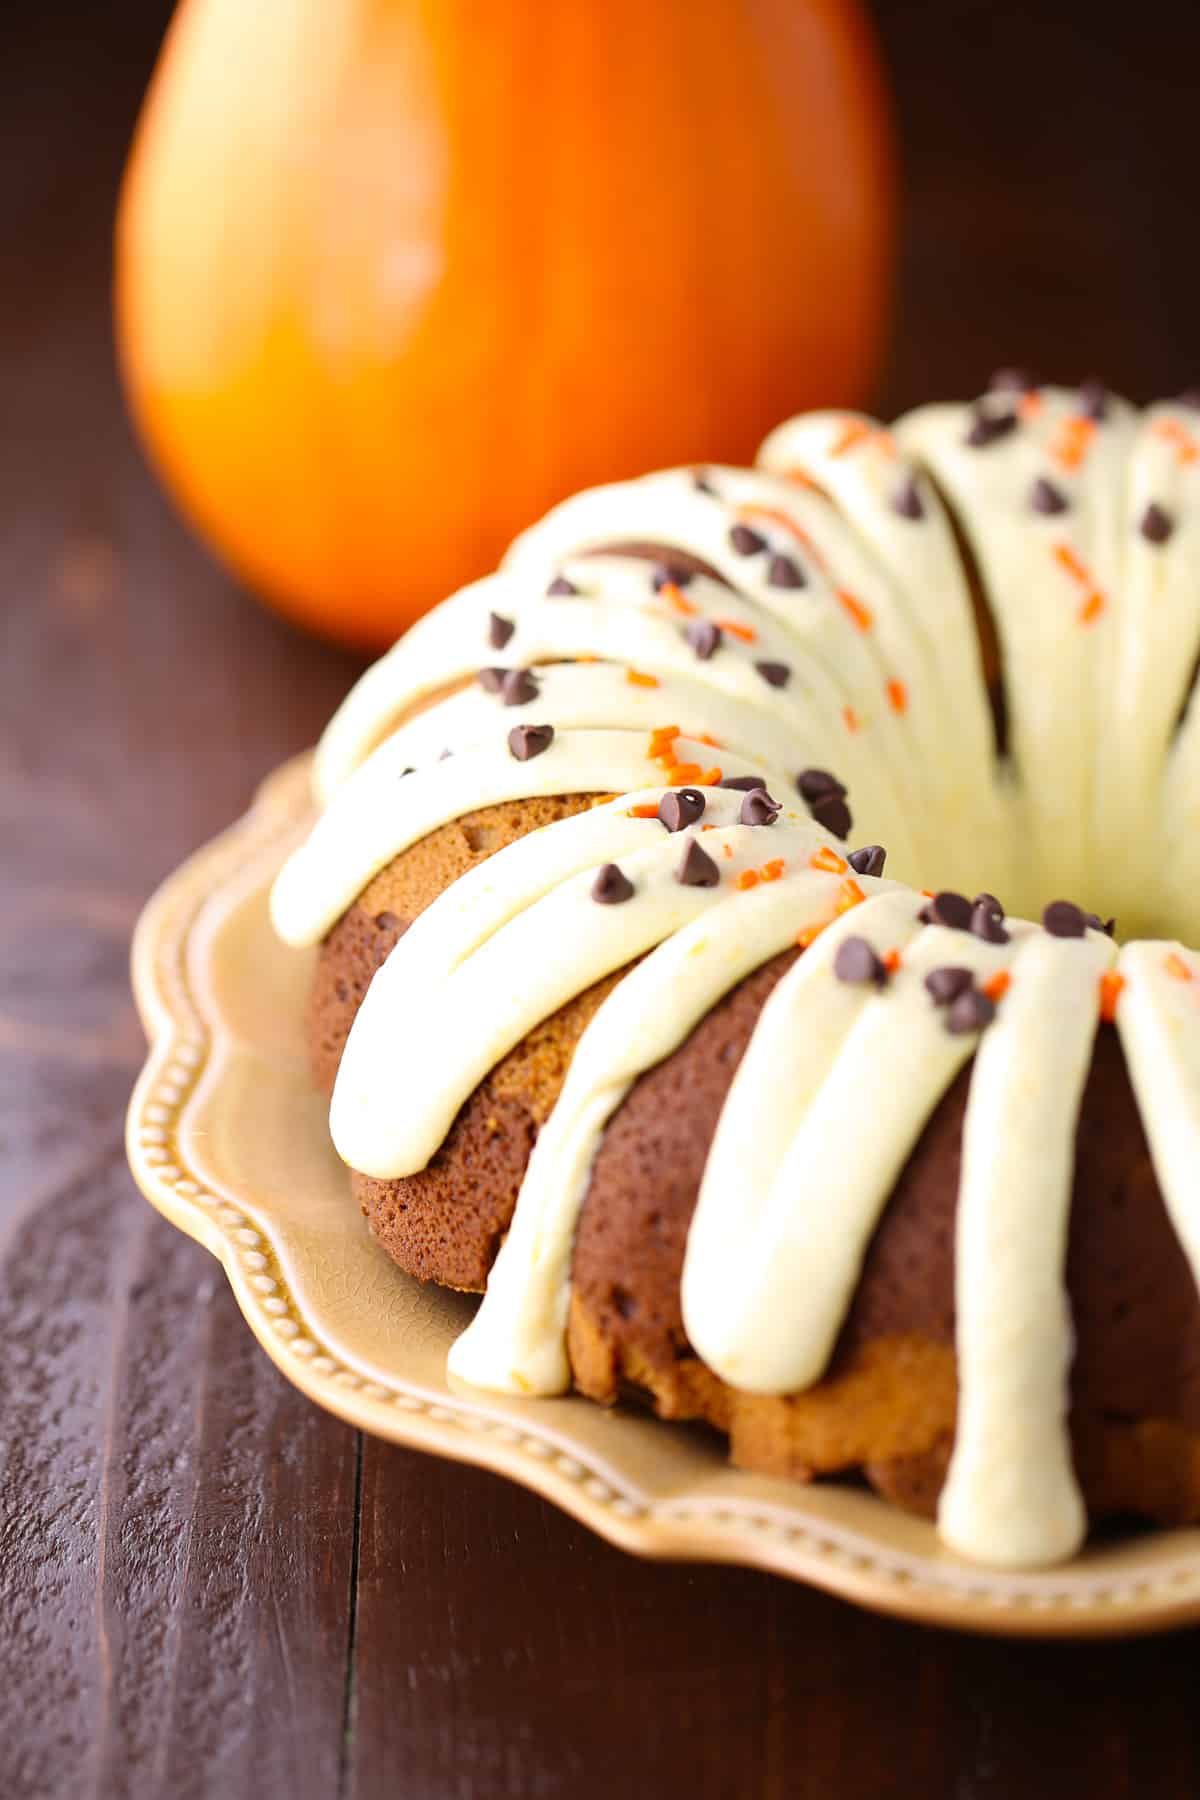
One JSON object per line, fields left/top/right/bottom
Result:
{"left": 6, "top": 3, "right": 1200, "bottom": 1794}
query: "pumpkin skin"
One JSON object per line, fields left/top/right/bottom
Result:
{"left": 116, "top": 0, "right": 893, "bottom": 651}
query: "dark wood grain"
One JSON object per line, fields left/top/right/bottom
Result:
{"left": 7, "top": 1, "right": 1200, "bottom": 1795}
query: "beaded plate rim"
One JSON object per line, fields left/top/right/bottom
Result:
{"left": 126, "top": 752, "right": 1200, "bottom": 1639}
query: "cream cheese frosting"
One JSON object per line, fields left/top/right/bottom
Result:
{"left": 272, "top": 380, "right": 1200, "bottom": 1569}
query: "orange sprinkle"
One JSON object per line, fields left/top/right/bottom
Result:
{"left": 983, "top": 970, "right": 1011, "bottom": 1004}
{"left": 574, "top": 652, "right": 599, "bottom": 664}
{"left": 1078, "top": 589, "right": 1105, "bottom": 625}
{"left": 810, "top": 846, "right": 848, "bottom": 875}
{"left": 886, "top": 677, "right": 908, "bottom": 715}
{"left": 837, "top": 589, "right": 874, "bottom": 633}
{"left": 842, "top": 705, "right": 861, "bottom": 734}
{"left": 796, "top": 921, "right": 828, "bottom": 950}
{"left": 722, "top": 843, "right": 735, "bottom": 859}
{"left": 1099, "top": 969, "right": 1126, "bottom": 1021}
{"left": 1152, "top": 418, "right": 1200, "bottom": 464}
{"left": 1018, "top": 390, "right": 1044, "bottom": 420}
{"left": 697, "top": 732, "right": 723, "bottom": 748}
{"left": 761, "top": 859, "right": 786, "bottom": 882}
{"left": 628, "top": 803, "right": 659, "bottom": 818}
{"left": 830, "top": 418, "right": 874, "bottom": 457}
{"left": 659, "top": 581, "right": 695, "bottom": 616}
{"left": 836, "top": 878, "right": 866, "bottom": 914}
{"left": 780, "top": 465, "right": 824, "bottom": 492}
{"left": 736, "top": 869, "right": 761, "bottom": 891}
{"left": 714, "top": 617, "right": 757, "bottom": 644}
{"left": 699, "top": 766, "right": 723, "bottom": 785}
{"left": 626, "top": 667, "right": 660, "bottom": 688}
{"left": 647, "top": 725, "right": 680, "bottom": 757}
{"left": 1053, "top": 542, "right": 1090, "bottom": 586}
{"left": 1166, "top": 952, "right": 1194, "bottom": 983}
{"left": 883, "top": 949, "right": 902, "bottom": 975}
{"left": 589, "top": 793, "right": 620, "bottom": 807}
{"left": 664, "top": 761, "right": 702, "bottom": 784}
{"left": 1049, "top": 415, "right": 1096, "bottom": 472}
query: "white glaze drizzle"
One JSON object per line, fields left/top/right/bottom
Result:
{"left": 272, "top": 383, "right": 1200, "bottom": 1570}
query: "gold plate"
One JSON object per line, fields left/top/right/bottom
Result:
{"left": 128, "top": 754, "right": 1200, "bottom": 1638}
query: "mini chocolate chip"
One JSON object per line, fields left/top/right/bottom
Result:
{"left": 500, "top": 668, "right": 540, "bottom": 706}
{"left": 1084, "top": 912, "right": 1117, "bottom": 937}
{"left": 965, "top": 408, "right": 1019, "bottom": 449}
{"left": 719, "top": 774, "right": 767, "bottom": 792}
{"left": 653, "top": 562, "right": 695, "bottom": 591}
{"left": 691, "top": 468, "right": 718, "bottom": 496}
{"left": 739, "top": 789, "right": 781, "bottom": 827}
{"left": 755, "top": 660, "right": 791, "bottom": 689}
{"left": 891, "top": 474, "right": 925, "bottom": 521}
{"left": 1043, "top": 899, "right": 1087, "bottom": 938}
{"left": 919, "top": 890, "right": 973, "bottom": 932}
{"left": 973, "top": 892, "right": 1004, "bottom": 916}
{"left": 1140, "top": 502, "right": 1174, "bottom": 545}
{"left": 658, "top": 788, "right": 706, "bottom": 832}
{"left": 947, "top": 987, "right": 996, "bottom": 1035}
{"left": 797, "top": 768, "right": 848, "bottom": 802}
{"left": 547, "top": 574, "right": 578, "bottom": 596}
{"left": 398, "top": 766, "right": 414, "bottom": 779}
{"left": 374, "top": 910, "right": 402, "bottom": 932}
{"left": 925, "top": 965, "right": 974, "bottom": 1006}
{"left": 477, "top": 667, "right": 507, "bottom": 693}
{"left": 488, "top": 611, "right": 515, "bottom": 649}
{"left": 1031, "top": 475, "right": 1069, "bottom": 515}
{"left": 989, "top": 368, "right": 1037, "bottom": 394}
{"left": 1079, "top": 378, "right": 1109, "bottom": 421}
{"left": 685, "top": 619, "right": 723, "bottom": 660}
{"left": 767, "top": 552, "right": 806, "bottom": 589}
{"left": 507, "top": 723, "right": 555, "bottom": 761}
{"left": 810, "top": 793, "right": 852, "bottom": 840}
{"left": 971, "top": 899, "right": 1010, "bottom": 944}
{"left": 834, "top": 936, "right": 887, "bottom": 988}
{"left": 847, "top": 844, "right": 887, "bottom": 877}
{"left": 729, "top": 523, "right": 767, "bottom": 556}
{"left": 592, "top": 863, "right": 634, "bottom": 905}
{"left": 677, "top": 838, "right": 720, "bottom": 888}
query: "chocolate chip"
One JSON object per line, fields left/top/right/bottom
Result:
{"left": 810, "top": 793, "right": 852, "bottom": 840}
{"left": 767, "top": 552, "right": 806, "bottom": 589}
{"left": 691, "top": 468, "right": 718, "bottom": 496}
{"left": 591, "top": 863, "right": 634, "bottom": 905}
{"left": 971, "top": 899, "right": 1010, "bottom": 944}
{"left": 729, "top": 524, "right": 767, "bottom": 556}
{"left": 658, "top": 788, "right": 706, "bottom": 832}
{"left": 919, "top": 890, "right": 973, "bottom": 931}
{"left": 488, "top": 611, "right": 515, "bottom": 649}
{"left": 547, "top": 574, "right": 578, "bottom": 596}
{"left": 1031, "top": 476, "right": 1069, "bottom": 515}
{"left": 398, "top": 767, "right": 414, "bottom": 780}
{"left": 677, "top": 838, "right": 720, "bottom": 888}
{"left": 739, "top": 789, "right": 781, "bottom": 827}
{"left": 1140, "top": 502, "right": 1174, "bottom": 545}
{"left": 947, "top": 987, "right": 996, "bottom": 1035}
{"left": 1084, "top": 912, "right": 1117, "bottom": 937}
{"left": 755, "top": 660, "right": 791, "bottom": 689}
{"left": 965, "top": 408, "right": 1019, "bottom": 449}
{"left": 719, "top": 774, "right": 767, "bottom": 792}
{"left": 500, "top": 668, "right": 539, "bottom": 706}
{"left": 653, "top": 562, "right": 695, "bottom": 591}
{"left": 989, "top": 368, "right": 1037, "bottom": 394}
{"left": 507, "top": 723, "right": 554, "bottom": 761}
{"left": 834, "top": 936, "right": 887, "bottom": 988}
{"left": 1079, "top": 378, "right": 1109, "bottom": 421}
{"left": 1043, "top": 899, "right": 1086, "bottom": 938}
{"left": 974, "top": 892, "right": 1005, "bottom": 917}
{"left": 478, "top": 667, "right": 507, "bottom": 693}
{"left": 847, "top": 844, "right": 887, "bottom": 877}
{"left": 891, "top": 474, "right": 925, "bottom": 521}
{"left": 797, "top": 768, "right": 848, "bottom": 802}
{"left": 925, "top": 965, "right": 974, "bottom": 1006}
{"left": 685, "top": 619, "right": 723, "bottom": 660}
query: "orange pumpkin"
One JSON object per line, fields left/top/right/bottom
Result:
{"left": 116, "top": 0, "right": 892, "bottom": 651}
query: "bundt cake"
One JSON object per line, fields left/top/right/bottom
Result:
{"left": 270, "top": 379, "right": 1200, "bottom": 1570}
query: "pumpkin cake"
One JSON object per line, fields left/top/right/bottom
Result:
{"left": 271, "top": 381, "right": 1200, "bottom": 1569}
